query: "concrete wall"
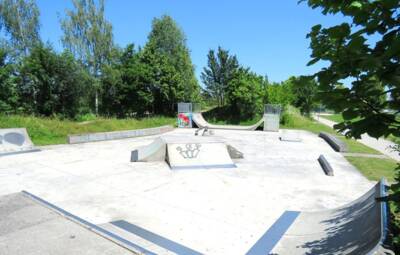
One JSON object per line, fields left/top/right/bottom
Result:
{"left": 67, "top": 125, "right": 174, "bottom": 144}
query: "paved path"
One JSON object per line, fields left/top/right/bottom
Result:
{"left": 314, "top": 115, "right": 400, "bottom": 161}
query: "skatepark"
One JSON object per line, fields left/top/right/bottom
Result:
{"left": 0, "top": 113, "right": 390, "bottom": 254}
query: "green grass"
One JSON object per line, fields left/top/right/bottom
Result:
{"left": 322, "top": 113, "right": 344, "bottom": 123}
{"left": 345, "top": 156, "right": 398, "bottom": 182}
{"left": 0, "top": 115, "right": 176, "bottom": 145}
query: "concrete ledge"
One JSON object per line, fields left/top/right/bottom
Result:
{"left": 318, "top": 154, "right": 334, "bottom": 176}
{"left": 318, "top": 132, "right": 348, "bottom": 152}
{"left": 67, "top": 125, "right": 174, "bottom": 144}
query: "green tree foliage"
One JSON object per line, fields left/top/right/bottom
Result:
{"left": 226, "top": 67, "right": 264, "bottom": 118}
{"left": 0, "top": 0, "right": 40, "bottom": 57}
{"left": 141, "top": 15, "right": 200, "bottom": 115}
{"left": 201, "top": 47, "right": 239, "bottom": 106}
{"left": 288, "top": 76, "right": 318, "bottom": 116}
{"left": 60, "top": 0, "right": 113, "bottom": 114}
{"left": 303, "top": 0, "right": 400, "bottom": 139}
{"left": 265, "top": 81, "right": 295, "bottom": 106}
{"left": 302, "top": 0, "right": 400, "bottom": 250}
{"left": 101, "top": 44, "right": 153, "bottom": 117}
{"left": 0, "top": 48, "right": 19, "bottom": 113}
{"left": 18, "top": 44, "right": 91, "bottom": 118}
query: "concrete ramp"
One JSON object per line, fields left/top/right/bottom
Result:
{"left": 247, "top": 179, "right": 389, "bottom": 255}
{"left": 0, "top": 128, "right": 39, "bottom": 156}
{"left": 131, "top": 136, "right": 239, "bottom": 169}
{"left": 192, "top": 112, "right": 263, "bottom": 131}
{"left": 131, "top": 137, "right": 166, "bottom": 162}
{"left": 167, "top": 141, "right": 235, "bottom": 169}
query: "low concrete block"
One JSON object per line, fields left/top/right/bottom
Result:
{"left": 318, "top": 132, "right": 348, "bottom": 152}
{"left": 67, "top": 125, "right": 173, "bottom": 144}
{"left": 227, "top": 144, "right": 244, "bottom": 159}
{"left": 318, "top": 154, "right": 334, "bottom": 176}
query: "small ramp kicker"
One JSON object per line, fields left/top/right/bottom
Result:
{"left": 131, "top": 136, "right": 242, "bottom": 170}
{"left": 0, "top": 128, "right": 40, "bottom": 156}
{"left": 192, "top": 112, "right": 264, "bottom": 131}
{"left": 246, "top": 179, "right": 391, "bottom": 255}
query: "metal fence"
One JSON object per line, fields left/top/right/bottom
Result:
{"left": 178, "top": 102, "right": 192, "bottom": 113}
{"left": 177, "top": 102, "right": 201, "bottom": 113}
{"left": 264, "top": 104, "right": 282, "bottom": 115}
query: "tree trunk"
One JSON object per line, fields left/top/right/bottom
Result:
{"left": 95, "top": 90, "right": 99, "bottom": 115}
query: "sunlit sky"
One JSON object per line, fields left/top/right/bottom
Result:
{"left": 36, "top": 0, "right": 346, "bottom": 84}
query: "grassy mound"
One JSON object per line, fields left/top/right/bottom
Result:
{"left": 0, "top": 115, "right": 175, "bottom": 145}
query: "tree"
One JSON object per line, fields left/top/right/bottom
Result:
{"left": 289, "top": 76, "right": 318, "bottom": 116}
{"left": 0, "top": 0, "right": 40, "bottom": 57}
{"left": 19, "top": 44, "right": 91, "bottom": 118}
{"left": 226, "top": 67, "right": 264, "bottom": 118}
{"left": 201, "top": 47, "right": 239, "bottom": 106}
{"left": 0, "top": 48, "right": 19, "bottom": 113}
{"left": 302, "top": 0, "right": 400, "bottom": 250}
{"left": 303, "top": 0, "right": 400, "bottom": 139}
{"left": 265, "top": 81, "right": 295, "bottom": 106}
{"left": 101, "top": 44, "right": 153, "bottom": 117}
{"left": 141, "top": 15, "right": 200, "bottom": 114}
{"left": 60, "top": 0, "right": 113, "bottom": 115}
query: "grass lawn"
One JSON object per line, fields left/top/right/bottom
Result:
{"left": 345, "top": 156, "right": 398, "bottom": 183}
{"left": 282, "top": 112, "right": 398, "bottom": 183}
{"left": 0, "top": 115, "right": 176, "bottom": 145}
{"left": 321, "top": 113, "right": 344, "bottom": 123}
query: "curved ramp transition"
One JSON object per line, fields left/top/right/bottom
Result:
{"left": 247, "top": 179, "right": 389, "bottom": 255}
{"left": 192, "top": 112, "right": 264, "bottom": 131}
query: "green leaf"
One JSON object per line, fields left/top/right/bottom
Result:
{"left": 350, "top": 1, "right": 362, "bottom": 8}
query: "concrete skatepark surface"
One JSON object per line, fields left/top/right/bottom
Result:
{"left": 192, "top": 112, "right": 264, "bottom": 130}
{"left": 0, "top": 192, "right": 135, "bottom": 255}
{"left": 0, "top": 128, "right": 376, "bottom": 254}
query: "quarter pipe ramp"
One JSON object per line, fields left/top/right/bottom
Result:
{"left": 192, "top": 112, "right": 264, "bottom": 131}
{"left": 247, "top": 179, "right": 389, "bottom": 255}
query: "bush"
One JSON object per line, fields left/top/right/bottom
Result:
{"left": 75, "top": 113, "right": 97, "bottom": 122}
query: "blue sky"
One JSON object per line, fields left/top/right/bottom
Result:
{"left": 36, "top": 0, "right": 345, "bottom": 84}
